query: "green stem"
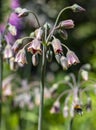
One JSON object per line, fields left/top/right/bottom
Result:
{"left": 29, "top": 11, "right": 41, "bottom": 27}
{"left": 46, "top": 6, "right": 70, "bottom": 42}
{"left": 61, "top": 43, "right": 70, "bottom": 51}
{"left": 69, "top": 117, "right": 74, "bottom": 130}
{"left": 69, "top": 73, "right": 77, "bottom": 87}
{"left": 56, "top": 89, "right": 70, "bottom": 101}
{"left": 38, "top": 45, "right": 46, "bottom": 130}
{"left": 0, "top": 34, "right": 3, "bottom": 127}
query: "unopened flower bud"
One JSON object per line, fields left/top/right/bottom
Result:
{"left": 82, "top": 64, "right": 91, "bottom": 71}
{"left": 51, "top": 38, "right": 63, "bottom": 54}
{"left": 81, "top": 69, "right": 88, "bottom": 81}
{"left": 15, "top": 7, "right": 29, "bottom": 17}
{"left": 59, "top": 20, "right": 74, "bottom": 29}
{"left": 15, "top": 49, "right": 27, "bottom": 65}
{"left": 66, "top": 50, "right": 80, "bottom": 66}
{"left": 46, "top": 50, "right": 53, "bottom": 62}
{"left": 64, "top": 75, "right": 70, "bottom": 82}
{"left": 8, "top": 23, "right": 17, "bottom": 36}
{"left": 71, "top": 4, "right": 86, "bottom": 12}
{"left": 32, "top": 54, "right": 38, "bottom": 66}
{"left": 43, "top": 22, "right": 51, "bottom": 33}
{"left": 60, "top": 56, "right": 68, "bottom": 70}
{"left": 44, "top": 22, "right": 51, "bottom": 30}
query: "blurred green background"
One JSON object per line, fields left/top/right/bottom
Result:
{"left": 0, "top": 0, "right": 96, "bottom": 130}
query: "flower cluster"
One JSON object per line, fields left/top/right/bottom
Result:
{"left": 2, "top": 76, "right": 52, "bottom": 109}
{"left": 50, "top": 64, "right": 94, "bottom": 117}
{"left": 2, "top": 4, "right": 85, "bottom": 71}
{"left": 2, "top": 64, "right": 95, "bottom": 113}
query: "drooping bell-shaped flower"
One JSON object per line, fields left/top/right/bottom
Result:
{"left": 50, "top": 100, "right": 60, "bottom": 114}
{"left": 66, "top": 50, "right": 80, "bottom": 66}
{"left": 27, "top": 38, "right": 42, "bottom": 54}
{"left": 12, "top": 39, "right": 23, "bottom": 53}
{"left": 3, "top": 36, "right": 13, "bottom": 59}
{"left": 51, "top": 38, "right": 63, "bottom": 54}
{"left": 15, "top": 49, "right": 27, "bottom": 65}
{"left": 3, "top": 44, "right": 13, "bottom": 59}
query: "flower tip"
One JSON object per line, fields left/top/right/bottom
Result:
{"left": 71, "top": 4, "right": 86, "bottom": 12}
{"left": 15, "top": 8, "right": 29, "bottom": 18}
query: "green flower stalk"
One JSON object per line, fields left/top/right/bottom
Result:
{"left": 0, "top": 32, "right": 3, "bottom": 127}
{"left": 38, "top": 45, "right": 47, "bottom": 130}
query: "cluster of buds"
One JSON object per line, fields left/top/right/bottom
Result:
{"left": 50, "top": 64, "right": 94, "bottom": 117}
{"left": 2, "top": 3, "right": 86, "bottom": 70}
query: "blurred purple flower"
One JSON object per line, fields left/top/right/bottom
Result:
{"left": 0, "top": 24, "right": 4, "bottom": 34}
{"left": 9, "top": 13, "right": 23, "bottom": 31}
{"left": 11, "top": 0, "right": 20, "bottom": 9}
{"left": 8, "top": 0, "right": 23, "bottom": 45}
{"left": 0, "top": 0, "right": 23, "bottom": 45}
{"left": 8, "top": 12, "right": 23, "bottom": 44}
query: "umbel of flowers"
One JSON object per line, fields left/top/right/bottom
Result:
{"left": 3, "top": 4, "right": 85, "bottom": 70}
{"left": 50, "top": 64, "right": 93, "bottom": 117}
{"left": 2, "top": 3, "right": 85, "bottom": 130}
